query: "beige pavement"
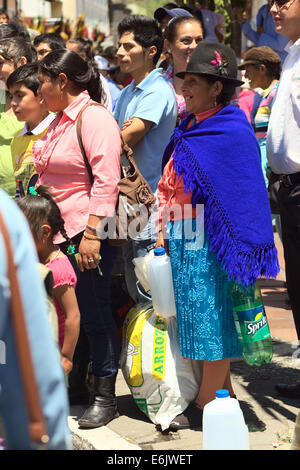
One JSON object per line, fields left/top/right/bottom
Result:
{"left": 69, "top": 231, "right": 300, "bottom": 451}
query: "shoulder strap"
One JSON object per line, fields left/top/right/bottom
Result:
{"left": 76, "top": 102, "right": 134, "bottom": 181}
{"left": 76, "top": 102, "right": 105, "bottom": 185}
{"left": 0, "top": 210, "right": 49, "bottom": 446}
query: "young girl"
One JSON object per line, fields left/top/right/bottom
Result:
{"left": 18, "top": 185, "right": 80, "bottom": 375}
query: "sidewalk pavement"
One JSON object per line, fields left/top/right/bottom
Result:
{"left": 69, "top": 233, "right": 300, "bottom": 451}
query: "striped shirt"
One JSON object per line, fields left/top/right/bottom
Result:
{"left": 254, "top": 81, "right": 278, "bottom": 139}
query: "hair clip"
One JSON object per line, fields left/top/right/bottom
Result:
{"left": 29, "top": 186, "right": 38, "bottom": 196}
{"left": 67, "top": 244, "right": 76, "bottom": 255}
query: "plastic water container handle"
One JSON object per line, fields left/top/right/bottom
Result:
{"left": 136, "top": 281, "right": 152, "bottom": 301}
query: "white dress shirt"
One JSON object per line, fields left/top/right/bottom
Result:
{"left": 267, "top": 38, "right": 300, "bottom": 174}
{"left": 18, "top": 112, "right": 55, "bottom": 136}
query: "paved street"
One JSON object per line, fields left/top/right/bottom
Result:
{"left": 69, "top": 232, "right": 300, "bottom": 451}
{"left": 2, "top": 230, "right": 298, "bottom": 452}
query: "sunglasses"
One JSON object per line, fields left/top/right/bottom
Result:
{"left": 270, "top": 0, "right": 297, "bottom": 11}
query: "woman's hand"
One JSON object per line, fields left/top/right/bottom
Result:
{"left": 61, "top": 356, "right": 73, "bottom": 375}
{"left": 78, "top": 236, "right": 101, "bottom": 272}
{"left": 155, "top": 231, "right": 169, "bottom": 255}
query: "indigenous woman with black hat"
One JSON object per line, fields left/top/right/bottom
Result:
{"left": 156, "top": 42, "right": 279, "bottom": 430}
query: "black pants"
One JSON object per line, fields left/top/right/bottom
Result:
{"left": 278, "top": 180, "right": 300, "bottom": 340}
{"left": 60, "top": 233, "right": 120, "bottom": 377}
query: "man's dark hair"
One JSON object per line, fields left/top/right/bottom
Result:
{"left": 118, "top": 15, "right": 163, "bottom": 65}
{"left": 0, "top": 37, "right": 33, "bottom": 66}
{"left": 0, "top": 22, "right": 30, "bottom": 41}
{"left": 0, "top": 9, "right": 9, "bottom": 20}
{"left": 67, "top": 37, "right": 94, "bottom": 61}
{"left": 102, "top": 45, "right": 117, "bottom": 61}
{"left": 33, "top": 33, "right": 65, "bottom": 51}
{"left": 7, "top": 62, "right": 40, "bottom": 96}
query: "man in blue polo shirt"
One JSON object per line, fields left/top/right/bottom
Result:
{"left": 114, "top": 14, "right": 177, "bottom": 302}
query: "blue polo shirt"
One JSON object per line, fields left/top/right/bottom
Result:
{"left": 114, "top": 68, "right": 177, "bottom": 193}
{"left": 0, "top": 190, "right": 71, "bottom": 449}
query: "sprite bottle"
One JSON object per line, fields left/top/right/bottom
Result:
{"left": 231, "top": 282, "right": 273, "bottom": 366}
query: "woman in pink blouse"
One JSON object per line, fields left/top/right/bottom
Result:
{"left": 33, "top": 49, "right": 121, "bottom": 429}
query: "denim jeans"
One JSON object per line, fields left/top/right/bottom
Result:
{"left": 122, "top": 209, "right": 157, "bottom": 303}
{"left": 60, "top": 233, "right": 120, "bottom": 377}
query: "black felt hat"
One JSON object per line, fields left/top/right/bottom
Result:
{"left": 176, "top": 42, "right": 244, "bottom": 87}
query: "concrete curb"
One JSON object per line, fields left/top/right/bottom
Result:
{"left": 69, "top": 338, "right": 300, "bottom": 451}
{"left": 68, "top": 409, "right": 142, "bottom": 450}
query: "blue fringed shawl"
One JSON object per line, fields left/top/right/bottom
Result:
{"left": 162, "top": 104, "right": 279, "bottom": 287}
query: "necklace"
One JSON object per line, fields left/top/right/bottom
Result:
{"left": 46, "top": 248, "right": 61, "bottom": 264}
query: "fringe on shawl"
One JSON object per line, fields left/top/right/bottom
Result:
{"left": 172, "top": 139, "right": 280, "bottom": 287}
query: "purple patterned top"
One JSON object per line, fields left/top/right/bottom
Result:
{"left": 163, "top": 65, "right": 189, "bottom": 123}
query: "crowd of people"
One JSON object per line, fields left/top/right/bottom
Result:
{"left": 0, "top": 0, "right": 299, "bottom": 450}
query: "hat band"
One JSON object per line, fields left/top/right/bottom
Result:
{"left": 186, "top": 63, "right": 229, "bottom": 78}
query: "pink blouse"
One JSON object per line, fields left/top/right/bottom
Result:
{"left": 157, "top": 104, "right": 223, "bottom": 232}
{"left": 33, "top": 92, "right": 121, "bottom": 243}
{"left": 46, "top": 255, "right": 77, "bottom": 349}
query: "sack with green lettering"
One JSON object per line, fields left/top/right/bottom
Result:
{"left": 120, "top": 302, "right": 202, "bottom": 430}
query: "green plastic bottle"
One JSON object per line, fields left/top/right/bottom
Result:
{"left": 231, "top": 282, "right": 273, "bottom": 366}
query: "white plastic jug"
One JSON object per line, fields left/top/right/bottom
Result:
{"left": 202, "top": 389, "right": 250, "bottom": 450}
{"left": 147, "top": 248, "right": 177, "bottom": 319}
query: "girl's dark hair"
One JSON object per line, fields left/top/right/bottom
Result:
{"left": 203, "top": 75, "right": 236, "bottom": 106}
{"left": 0, "top": 37, "right": 33, "bottom": 67}
{"left": 38, "top": 48, "right": 102, "bottom": 103}
{"left": 7, "top": 62, "right": 40, "bottom": 95}
{"left": 17, "top": 185, "right": 72, "bottom": 247}
{"left": 164, "top": 15, "right": 204, "bottom": 43}
{"left": 118, "top": 15, "right": 163, "bottom": 65}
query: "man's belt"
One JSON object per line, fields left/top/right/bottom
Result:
{"left": 270, "top": 171, "right": 300, "bottom": 187}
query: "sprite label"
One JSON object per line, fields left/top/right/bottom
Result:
{"left": 233, "top": 304, "right": 271, "bottom": 343}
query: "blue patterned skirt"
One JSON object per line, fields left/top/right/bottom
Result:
{"left": 168, "top": 219, "right": 241, "bottom": 361}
